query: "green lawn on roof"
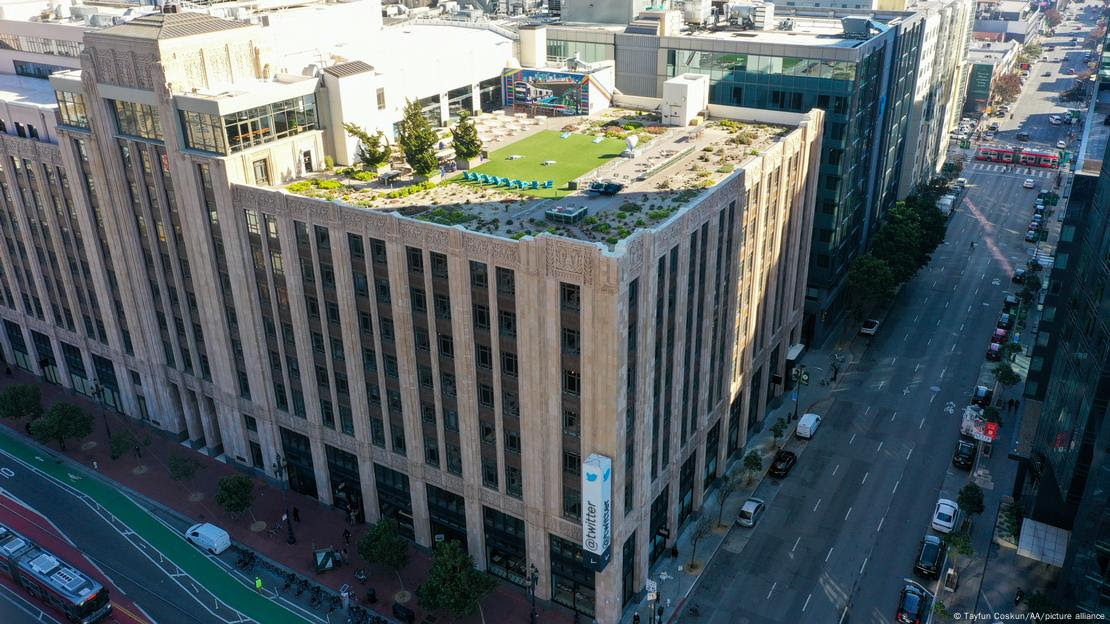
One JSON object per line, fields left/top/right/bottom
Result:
{"left": 458, "top": 130, "right": 627, "bottom": 198}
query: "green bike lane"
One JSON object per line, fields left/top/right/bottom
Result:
{"left": 0, "top": 429, "right": 311, "bottom": 624}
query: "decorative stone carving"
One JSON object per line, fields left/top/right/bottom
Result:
{"left": 95, "top": 49, "right": 116, "bottom": 84}
{"left": 118, "top": 51, "right": 136, "bottom": 88}
{"left": 179, "top": 51, "right": 205, "bottom": 88}
{"left": 547, "top": 242, "right": 593, "bottom": 285}
{"left": 463, "top": 236, "right": 520, "bottom": 266}
{"left": 134, "top": 54, "right": 154, "bottom": 90}
{"left": 399, "top": 221, "right": 450, "bottom": 249}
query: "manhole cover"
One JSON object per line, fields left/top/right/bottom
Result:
{"left": 930, "top": 386, "right": 941, "bottom": 392}
{"left": 131, "top": 465, "right": 148, "bottom": 475}
{"left": 80, "top": 441, "right": 97, "bottom": 451}
{"left": 188, "top": 492, "right": 205, "bottom": 503}
{"left": 250, "top": 521, "right": 266, "bottom": 533}
{"left": 395, "top": 590, "right": 412, "bottom": 604}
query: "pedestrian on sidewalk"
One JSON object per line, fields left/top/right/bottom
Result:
{"left": 4, "top": 365, "right": 10, "bottom": 376}
{"left": 292, "top": 506, "right": 300, "bottom": 522}
{"left": 1014, "top": 399, "right": 1021, "bottom": 411}
{"left": 343, "top": 528, "right": 351, "bottom": 545}
{"left": 255, "top": 577, "right": 263, "bottom": 593}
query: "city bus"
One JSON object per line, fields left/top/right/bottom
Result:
{"left": 975, "top": 146, "right": 1060, "bottom": 168}
{"left": 0, "top": 522, "right": 112, "bottom": 623}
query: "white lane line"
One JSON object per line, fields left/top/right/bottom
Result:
{"left": 861, "top": 471, "right": 869, "bottom": 485}
{"left": 845, "top": 507, "right": 852, "bottom": 521}
{"left": 891, "top": 357, "right": 897, "bottom": 367}
{"left": 893, "top": 479, "right": 900, "bottom": 494}
{"left": 849, "top": 433, "right": 856, "bottom": 444}
{"left": 968, "top": 304, "right": 973, "bottom": 313}
{"left": 803, "top": 593, "right": 812, "bottom": 612}
{"left": 914, "top": 314, "right": 920, "bottom": 323}
{"left": 767, "top": 582, "right": 777, "bottom": 600}
{"left": 877, "top": 440, "right": 884, "bottom": 452}
{"left": 907, "top": 447, "right": 914, "bottom": 460}
{"left": 878, "top": 380, "right": 886, "bottom": 390}
{"left": 832, "top": 464, "right": 840, "bottom": 476}
{"left": 928, "top": 338, "right": 933, "bottom": 346}
{"left": 826, "top": 547, "right": 834, "bottom": 562}
{"left": 813, "top": 498, "right": 822, "bottom": 512}
{"left": 920, "top": 417, "right": 927, "bottom": 429}
{"left": 860, "top": 557, "right": 869, "bottom": 575}
{"left": 891, "top": 411, "right": 897, "bottom": 422}
{"left": 945, "top": 299, "right": 950, "bottom": 309}
{"left": 932, "top": 279, "right": 936, "bottom": 287}
{"left": 914, "top": 363, "right": 920, "bottom": 373}
{"left": 987, "top": 258, "right": 992, "bottom": 265}
{"left": 877, "top": 516, "right": 885, "bottom": 532}
{"left": 904, "top": 334, "right": 909, "bottom": 342}
{"left": 961, "top": 323, "right": 965, "bottom": 332}
{"left": 975, "top": 287, "right": 980, "bottom": 296}
{"left": 930, "top": 394, "right": 936, "bottom": 404}
{"left": 864, "top": 406, "right": 871, "bottom": 416}
{"left": 950, "top": 342, "right": 956, "bottom": 352}
{"left": 793, "top": 536, "right": 801, "bottom": 553}
{"left": 936, "top": 318, "right": 941, "bottom": 326}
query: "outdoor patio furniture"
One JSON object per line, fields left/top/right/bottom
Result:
{"left": 542, "top": 160, "right": 557, "bottom": 166}
{"left": 592, "top": 136, "right": 604, "bottom": 144}
{"left": 478, "top": 174, "right": 489, "bottom": 183}
{"left": 561, "top": 132, "right": 572, "bottom": 139}
{"left": 507, "top": 154, "right": 524, "bottom": 160}
{"left": 544, "top": 180, "right": 554, "bottom": 188}
{"left": 500, "top": 178, "right": 511, "bottom": 187}
{"left": 530, "top": 180, "right": 540, "bottom": 189}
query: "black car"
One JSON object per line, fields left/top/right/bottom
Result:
{"left": 1012, "top": 268, "right": 1026, "bottom": 283}
{"left": 1003, "top": 293, "right": 1020, "bottom": 313}
{"left": 896, "top": 584, "right": 928, "bottom": 624}
{"left": 998, "top": 313, "right": 1014, "bottom": 330}
{"left": 914, "top": 534, "right": 948, "bottom": 578}
{"left": 972, "top": 384, "right": 994, "bottom": 407}
{"left": 768, "top": 450, "right": 797, "bottom": 478}
{"left": 952, "top": 439, "right": 977, "bottom": 469}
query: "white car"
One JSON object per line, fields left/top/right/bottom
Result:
{"left": 185, "top": 523, "right": 231, "bottom": 554}
{"left": 1023, "top": 178, "right": 1036, "bottom": 189}
{"left": 931, "top": 499, "right": 960, "bottom": 533}
{"left": 736, "top": 498, "right": 766, "bottom": 528}
{"left": 860, "top": 319, "right": 880, "bottom": 335}
{"left": 1050, "top": 115, "right": 1063, "bottom": 125}
{"left": 1057, "top": 140, "right": 1067, "bottom": 149}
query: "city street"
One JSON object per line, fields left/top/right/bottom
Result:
{"left": 681, "top": 14, "right": 1088, "bottom": 624}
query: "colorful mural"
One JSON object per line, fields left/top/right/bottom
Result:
{"left": 502, "top": 69, "right": 591, "bottom": 116}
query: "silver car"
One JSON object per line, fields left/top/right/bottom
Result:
{"left": 736, "top": 498, "right": 766, "bottom": 528}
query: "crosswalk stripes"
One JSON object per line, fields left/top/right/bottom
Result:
{"left": 967, "top": 162, "right": 1054, "bottom": 177}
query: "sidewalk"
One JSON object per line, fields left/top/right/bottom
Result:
{"left": 0, "top": 369, "right": 570, "bottom": 624}
{"left": 620, "top": 321, "right": 864, "bottom": 624}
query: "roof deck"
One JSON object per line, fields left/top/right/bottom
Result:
{"left": 279, "top": 107, "right": 792, "bottom": 248}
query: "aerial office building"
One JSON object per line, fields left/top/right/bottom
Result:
{"left": 0, "top": 5, "right": 822, "bottom": 623}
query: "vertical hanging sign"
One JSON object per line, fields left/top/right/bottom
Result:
{"left": 581, "top": 453, "right": 612, "bottom": 571}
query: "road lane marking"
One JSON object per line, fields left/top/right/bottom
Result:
{"left": 920, "top": 417, "right": 927, "bottom": 429}
{"left": 767, "top": 582, "right": 777, "bottom": 600}
{"left": 862, "top": 472, "right": 869, "bottom": 485}
{"left": 877, "top": 441, "right": 884, "bottom": 452}
{"left": 891, "top": 411, "right": 897, "bottom": 422}
{"left": 849, "top": 433, "right": 856, "bottom": 444}
{"left": 893, "top": 479, "right": 900, "bottom": 494}
{"left": 914, "top": 314, "right": 920, "bottom": 323}
{"left": 915, "top": 363, "right": 920, "bottom": 373}
{"left": 826, "top": 547, "right": 834, "bottom": 562}
{"left": 891, "top": 357, "right": 897, "bottom": 367}
{"left": 945, "top": 299, "right": 950, "bottom": 309}
{"left": 845, "top": 507, "right": 852, "bottom": 521}
{"left": 864, "top": 406, "right": 871, "bottom": 415}
{"left": 904, "top": 334, "right": 909, "bottom": 342}
{"left": 968, "top": 305, "right": 973, "bottom": 313}
{"left": 793, "top": 537, "right": 801, "bottom": 552}
{"left": 877, "top": 517, "right": 884, "bottom": 532}
{"left": 803, "top": 593, "right": 812, "bottom": 612}
{"left": 0, "top": 468, "right": 13, "bottom": 478}
{"left": 961, "top": 323, "right": 965, "bottom": 332}
{"left": 936, "top": 318, "right": 941, "bottom": 326}
{"left": 832, "top": 464, "right": 840, "bottom": 476}
{"left": 907, "top": 448, "right": 914, "bottom": 460}
{"left": 813, "top": 498, "right": 822, "bottom": 512}
{"left": 928, "top": 338, "right": 933, "bottom": 346}
{"left": 878, "top": 380, "right": 885, "bottom": 390}
{"left": 860, "top": 557, "right": 868, "bottom": 574}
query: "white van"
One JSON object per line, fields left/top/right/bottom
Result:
{"left": 185, "top": 523, "right": 231, "bottom": 554}
{"left": 796, "top": 413, "right": 822, "bottom": 439}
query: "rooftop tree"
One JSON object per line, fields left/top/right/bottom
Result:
{"left": 397, "top": 99, "right": 439, "bottom": 178}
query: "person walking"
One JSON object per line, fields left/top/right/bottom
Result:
{"left": 255, "top": 577, "right": 263, "bottom": 593}
{"left": 292, "top": 506, "right": 300, "bottom": 522}
{"left": 1014, "top": 398, "right": 1021, "bottom": 412}
{"left": 343, "top": 528, "right": 351, "bottom": 545}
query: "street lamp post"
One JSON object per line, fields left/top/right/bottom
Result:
{"left": 89, "top": 381, "right": 111, "bottom": 438}
{"left": 272, "top": 455, "right": 297, "bottom": 545}
{"left": 790, "top": 366, "right": 810, "bottom": 422}
{"left": 528, "top": 563, "right": 539, "bottom": 624}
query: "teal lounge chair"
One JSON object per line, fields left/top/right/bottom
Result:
{"left": 544, "top": 180, "right": 554, "bottom": 188}
{"left": 500, "top": 178, "right": 511, "bottom": 187}
{"left": 530, "top": 180, "right": 540, "bottom": 189}
{"left": 488, "top": 175, "right": 499, "bottom": 184}
{"left": 465, "top": 171, "right": 475, "bottom": 181}
{"left": 479, "top": 174, "right": 489, "bottom": 183}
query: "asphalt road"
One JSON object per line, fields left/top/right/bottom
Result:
{"left": 0, "top": 581, "right": 61, "bottom": 624}
{"left": 0, "top": 449, "right": 231, "bottom": 624}
{"left": 682, "top": 16, "right": 1087, "bottom": 624}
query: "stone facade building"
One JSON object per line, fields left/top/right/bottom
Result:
{"left": 0, "top": 8, "right": 822, "bottom": 622}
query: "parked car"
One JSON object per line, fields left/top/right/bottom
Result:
{"left": 998, "top": 313, "right": 1014, "bottom": 330}
{"left": 931, "top": 499, "right": 960, "bottom": 533}
{"left": 1028, "top": 221, "right": 1041, "bottom": 232}
{"left": 1013, "top": 268, "right": 1026, "bottom": 283}
{"left": 1066, "top": 66, "right": 1077, "bottom": 74}
{"left": 860, "top": 319, "right": 880, "bottom": 335}
{"left": 1058, "top": 140, "right": 1068, "bottom": 149}
{"left": 915, "top": 534, "right": 948, "bottom": 578}
{"left": 952, "top": 439, "right": 977, "bottom": 469}
{"left": 1050, "top": 115, "right": 1063, "bottom": 125}
{"left": 992, "top": 328, "right": 1010, "bottom": 344}
{"left": 1023, "top": 178, "right": 1036, "bottom": 188}
{"left": 1003, "top": 293, "right": 1019, "bottom": 312}
{"left": 736, "top": 498, "right": 766, "bottom": 528}
{"left": 987, "top": 342, "right": 1002, "bottom": 361}
{"left": 972, "top": 384, "right": 994, "bottom": 407}
{"left": 955, "top": 177, "right": 968, "bottom": 188}
{"left": 796, "top": 413, "right": 822, "bottom": 439}
{"left": 768, "top": 450, "right": 798, "bottom": 478}
{"left": 1026, "top": 230, "right": 1039, "bottom": 241}
{"left": 1042, "top": 71, "right": 1052, "bottom": 76}
{"left": 897, "top": 584, "right": 929, "bottom": 624}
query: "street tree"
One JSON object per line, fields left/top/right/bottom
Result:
{"left": 343, "top": 123, "right": 391, "bottom": 172}
{"left": 215, "top": 474, "right": 256, "bottom": 519}
{"left": 416, "top": 540, "right": 496, "bottom": 617}
{"left": 28, "top": 403, "right": 92, "bottom": 451}
{"left": 168, "top": 454, "right": 200, "bottom": 482}
{"left": 770, "top": 419, "right": 787, "bottom": 449}
{"left": 1024, "top": 42, "right": 1044, "bottom": 57}
{"left": 0, "top": 384, "right": 42, "bottom": 421}
{"left": 984, "top": 405, "right": 1003, "bottom": 424}
{"left": 943, "top": 529, "right": 973, "bottom": 557}
{"left": 109, "top": 431, "right": 138, "bottom": 460}
{"left": 715, "top": 473, "right": 740, "bottom": 527}
{"left": 1000, "top": 341, "right": 1023, "bottom": 362}
{"left": 357, "top": 518, "right": 409, "bottom": 572}
{"left": 958, "top": 483, "right": 985, "bottom": 517}
{"left": 992, "top": 73, "right": 1022, "bottom": 103}
{"left": 994, "top": 362, "right": 1022, "bottom": 387}
{"left": 1044, "top": 10, "right": 1062, "bottom": 28}
{"left": 450, "top": 111, "right": 483, "bottom": 161}
{"left": 845, "top": 254, "right": 897, "bottom": 315}
{"left": 743, "top": 450, "right": 763, "bottom": 485}
{"left": 688, "top": 515, "right": 714, "bottom": 569}
{"left": 396, "top": 99, "right": 439, "bottom": 177}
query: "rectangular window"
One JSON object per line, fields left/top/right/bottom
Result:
{"left": 476, "top": 344, "right": 493, "bottom": 369}
{"left": 501, "top": 351, "right": 518, "bottom": 377}
{"left": 563, "top": 369, "right": 581, "bottom": 396}
{"left": 434, "top": 293, "right": 451, "bottom": 319}
{"left": 478, "top": 383, "right": 494, "bottom": 407}
{"left": 410, "top": 287, "right": 426, "bottom": 314}
{"left": 470, "top": 261, "right": 488, "bottom": 288}
{"left": 406, "top": 247, "right": 424, "bottom": 273}
{"left": 496, "top": 267, "right": 515, "bottom": 294}
{"left": 560, "top": 282, "right": 580, "bottom": 310}
{"left": 499, "top": 310, "right": 516, "bottom": 337}
{"left": 473, "top": 304, "right": 490, "bottom": 330}
{"left": 55, "top": 90, "right": 88, "bottom": 129}
{"left": 376, "top": 88, "right": 386, "bottom": 110}
{"left": 562, "top": 328, "right": 580, "bottom": 354}
{"left": 563, "top": 409, "right": 579, "bottom": 437}
{"left": 564, "top": 451, "right": 580, "bottom": 475}
{"left": 438, "top": 334, "right": 454, "bottom": 358}
{"left": 222, "top": 94, "right": 319, "bottom": 153}
{"left": 112, "top": 100, "right": 162, "bottom": 140}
